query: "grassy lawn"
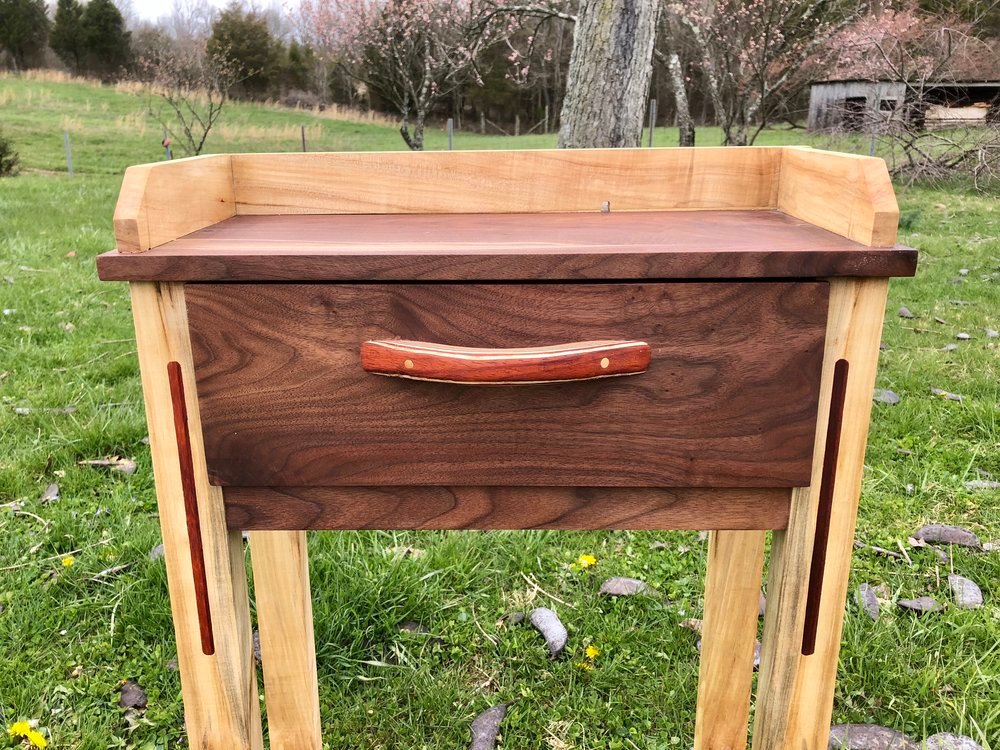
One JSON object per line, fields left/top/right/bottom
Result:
{"left": 0, "top": 74, "right": 997, "bottom": 749}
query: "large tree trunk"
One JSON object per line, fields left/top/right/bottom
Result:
{"left": 558, "top": 0, "right": 660, "bottom": 148}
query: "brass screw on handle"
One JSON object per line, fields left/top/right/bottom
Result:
{"left": 404, "top": 359, "right": 414, "bottom": 369}
{"left": 600, "top": 357, "right": 610, "bottom": 369}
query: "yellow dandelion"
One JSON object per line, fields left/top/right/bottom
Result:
{"left": 576, "top": 660, "right": 594, "bottom": 671}
{"left": 576, "top": 553, "right": 597, "bottom": 569}
{"left": 62, "top": 556, "right": 75, "bottom": 568}
{"left": 8, "top": 721, "right": 48, "bottom": 749}
{"left": 585, "top": 644, "right": 601, "bottom": 659}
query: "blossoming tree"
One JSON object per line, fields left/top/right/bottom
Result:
{"left": 300, "top": 0, "right": 495, "bottom": 150}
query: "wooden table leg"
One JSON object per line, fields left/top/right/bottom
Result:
{"left": 250, "top": 530, "right": 322, "bottom": 749}
{"left": 752, "top": 278, "right": 889, "bottom": 750}
{"left": 131, "top": 282, "right": 263, "bottom": 750}
{"left": 695, "top": 530, "right": 766, "bottom": 750}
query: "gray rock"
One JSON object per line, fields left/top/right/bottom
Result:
{"left": 964, "top": 480, "right": 1000, "bottom": 491}
{"left": 469, "top": 703, "right": 507, "bottom": 750}
{"left": 856, "top": 583, "right": 880, "bottom": 621}
{"left": 529, "top": 607, "right": 567, "bottom": 658}
{"left": 914, "top": 524, "right": 982, "bottom": 549}
{"left": 923, "top": 733, "right": 983, "bottom": 750}
{"left": 956, "top": 332, "right": 971, "bottom": 340}
{"left": 930, "top": 387, "right": 962, "bottom": 402}
{"left": 874, "top": 389, "right": 901, "bottom": 405}
{"left": 898, "top": 596, "right": 944, "bottom": 614}
{"left": 948, "top": 574, "right": 983, "bottom": 609}
{"left": 898, "top": 306, "right": 915, "bottom": 319}
{"left": 118, "top": 679, "right": 148, "bottom": 710}
{"left": 829, "top": 724, "right": 918, "bottom": 750}
{"left": 599, "top": 577, "right": 649, "bottom": 596}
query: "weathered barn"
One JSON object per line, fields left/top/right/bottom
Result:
{"left": 807, "top": 79, "right": 1000, "bottom": 131}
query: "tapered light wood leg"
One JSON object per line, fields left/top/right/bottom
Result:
{"left": 695, "top": 530, "right": 767, "bottom": 750}
{"left": 131, "top": 282, "right": 263, "bottom": 750}
{"left": 249, "top": 530, "right": 322, "bottom": 750}
{"left": 752, "top": 278, "right": 890, "bottom": 750}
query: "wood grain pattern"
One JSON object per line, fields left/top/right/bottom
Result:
{"left": 778, "top": 147, "right": 899, "bottom": 247}
{"left": 224, "top": 487, "right": 791, "bottom": 531}
{"left": 129, "top": 282, "right": 262, "bottom": 750}
{"left": 694, "top": 530, "right": 767, "bottom": 750}
{"left": 186, "top": 282, "right": 828, "bottom": 488}
{"left": 752, "top": 278, "right": 890, "bottom": 750}
{"left": 230, "top": 148, "right": 781, "bottom": 216}
{"left": 249, "top": 531, "right": 322, "bottom": 750}
{"left": 360, "top": 339, "right": 651, "bottom": 384}
{"left": 114, "top": 155, "right": 235, "bottom": 253}
{"left": 96, "top": 210, "right": 918, "bottom": 282}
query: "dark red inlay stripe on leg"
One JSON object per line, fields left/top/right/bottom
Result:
{"left": 802, "top": 358, "right": 849, "bottom": 656}
{"left": 167, "top": 360, "right": 216, "bottom": 656}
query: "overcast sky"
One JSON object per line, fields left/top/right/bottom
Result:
{"left": 124, "top": 0, "right": 292, "bottom": 24}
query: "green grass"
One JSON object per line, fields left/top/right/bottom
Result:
{"left": 0, "top": 74, "right": 998, "bottom": 750}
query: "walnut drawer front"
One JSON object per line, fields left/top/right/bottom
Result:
{"left": 185, "top": 282, "right": 828, "bottom": 488}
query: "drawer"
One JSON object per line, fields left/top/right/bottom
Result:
{"left": 185, "top": 282, "right": 828, "bottom": 487}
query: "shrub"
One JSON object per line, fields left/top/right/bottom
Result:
{"left": 0, "top": 131, "right": 20, "bottom": 177}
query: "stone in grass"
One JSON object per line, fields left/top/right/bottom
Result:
{"left": 119, "top": 678, "right": 148, "bottom": 728}
{"left": 948, "top": 574, "right": 983, "bottom": 609}
{"left": 897, "top": 596, "right": 944, "bottom": 614}
{"left": 941, "top": 344, "right": 959, "bottom": 352}
{"left": 498, "top": 611, "right": 525, "bottom": 627}
{"left": 599, "top": 577, "right": 649, "bottom": 597}
{"left": 913, "top": 524, "right": 982, "bottom": 549}
{"left": 898, "top": 306, "right": 915, "bottom": 319}
{"left": 986, "top": 329, "right": 999, "bottom": 339}
{"left": 148, "top": 543, "right": 165, "bottom": 561}
{"left": 956, "top": 332, "right": 971, "bottom": 340}
{"left": 118, "top": 679, "right": 148, "bottom": 710}
{"left": 828, "top": 723, "right": 919, "bottom": 750}
{"left": 964, "top": 480, "right": 1000, "bottom": 491}
{"left": 40, "top": 483, "right": 59, "bottom": 503}
{"left": 923, "top": 733, "right": 984, "bottom": 750}
{"left": 856, "top": 583, "right": 880, "bottom": 621}
{"left": 469, "top": 703, "right": 507, "bottom": 750}
{"left": 529, "top": 608, "right": 567, "bottom": 658}
{"left": 873, "top": 389, "right": 900, "bottom": 405}
{"left": 930, "top": 387, "right": 963, "bottom": 402}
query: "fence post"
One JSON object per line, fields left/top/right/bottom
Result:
{"left": 447, "top": 118, "right": 454, "bottom": 150}
{"left": 480, "top": 112, "right": 486, "bottom": 134}
{"left": 515, "top": 114, "right": 520, "bottom": 137}
{"left": 544, "top": 104, "right": 550, "bottom": 134}
{"left": 648, "top": 99, "right": 658, "bottom": 147}
{"left": 63, "top": 130, "right": 73, "bottom": 177}
{"left": 301, "top": 125, "right": 307, "bottom": 152}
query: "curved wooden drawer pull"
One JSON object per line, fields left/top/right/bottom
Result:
{"left": 361, "top": 339, "right": 651, "bottom": 384}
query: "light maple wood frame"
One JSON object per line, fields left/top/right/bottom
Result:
{"left": 120, "top": 147, "right": 898, "bottom": 750}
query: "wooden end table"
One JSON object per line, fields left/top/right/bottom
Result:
{"left": 97, "top": 147, "right": 917, "bottom": 750}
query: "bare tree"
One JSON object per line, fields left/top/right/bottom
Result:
{"left": 655, "top": 6, "right": 695, "bottom": 146}
{"left": 134, "top": 41, "right": 242, "bottom": 156}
